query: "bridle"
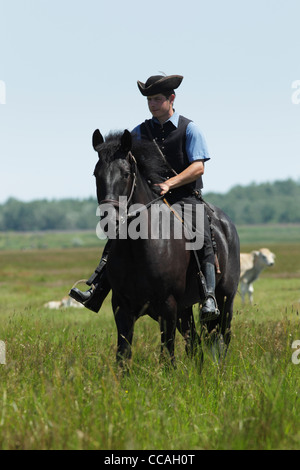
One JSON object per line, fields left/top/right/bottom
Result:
{"left": 98, "top": 150, "right": 138, "bottom": 216}
{"left": 98, "top": 150, "right": 165, "bottom": 220}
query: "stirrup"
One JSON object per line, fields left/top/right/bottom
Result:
{"left": 69, "top": 279, "right": 96, "bottom": 303}
{"left": 200, "top": 294, "right": 220, "bottom": 322}
{"left": 70, "top": 279, "right": 96, "bottom": 292}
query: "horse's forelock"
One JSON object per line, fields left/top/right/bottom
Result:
{"left": 104, "top": 131, "right": 123, "bottom": 143}
{"left": 96, "top": 132, "right": 122, "bottom": 163}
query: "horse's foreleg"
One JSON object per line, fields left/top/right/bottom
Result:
{"left": 205, "top": 295, "right": 234, "bottom": 364}
{"left": 159, "top": 296, "right": 177, "bottom": 366}
{"left": 113, "top": 305, "right": 135, "bottom": 367}
{"left": 177, "top": 307, "right": 201, "bottom": 358}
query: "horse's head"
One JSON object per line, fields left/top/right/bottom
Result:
{"left": 93, "top": 129, "right": 137, "bottom": 236}
{"left": 93, "top": 129, "right": 136, "bottom": 207}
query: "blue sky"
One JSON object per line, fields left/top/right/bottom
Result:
{"left": 0, "top": 0, "right": 299, "bottom": 202}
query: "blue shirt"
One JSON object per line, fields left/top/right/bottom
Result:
{"left": 132, "top": 111, "right": 210, "bottom": 164}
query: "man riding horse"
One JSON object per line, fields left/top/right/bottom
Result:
{"left": 69, "top": 74, "right": 219, "bottom": 321}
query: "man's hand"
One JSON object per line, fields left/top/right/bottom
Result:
{"left": 154, "top": 181, "right": 170, "bottom": 195}
{"left": 154, "top": 161, "right": 205, "bottom": 196}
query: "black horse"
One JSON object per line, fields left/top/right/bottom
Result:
{"left": 92, "top": 129, "right": 240, "bottom": 366}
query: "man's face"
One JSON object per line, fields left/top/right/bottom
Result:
{"left": 147, "top": 93, "right": 175, "bottom": 122}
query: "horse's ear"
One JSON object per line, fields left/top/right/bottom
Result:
{"left": 120, "top": 129, "right": 132, "bottom": 153}
{"left": 92, "top": 129, "right": 104, "bottom": 151}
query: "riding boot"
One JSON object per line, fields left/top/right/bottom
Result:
{"left": 69, "top": 241, "right": 112, "bottom": 313}
{"left": 200, "top": 262, "right": 220, "bottom": 322}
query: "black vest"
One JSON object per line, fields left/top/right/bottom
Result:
{"left": 140, "top": 115, "right": 203, "bottom": 202}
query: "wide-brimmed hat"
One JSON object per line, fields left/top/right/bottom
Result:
{"left": 137, "top": 74, "right": 183, "bottom": 96}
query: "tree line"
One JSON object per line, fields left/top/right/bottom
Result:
{"left": 204, "top": 179, "right": 300, "bottom": 225}
{"left": 0, "top": 179, "right": 299, "bottom": 231}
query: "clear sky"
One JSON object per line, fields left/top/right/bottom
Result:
{"left": 0, "top": 0, "right": 299, "bottom": 202}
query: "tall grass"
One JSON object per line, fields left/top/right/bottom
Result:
{"left": 0, "top": 243, "right": 299, "bottom": 450}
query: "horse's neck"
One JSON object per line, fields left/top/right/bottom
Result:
{"left": 127, "top": 173, "right": 161, "bottom": 248}
{"left": 132, "top": 171, "right": 155, "bottom": 206}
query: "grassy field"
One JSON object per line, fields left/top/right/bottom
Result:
{"left": 0, "top": 227, "right": 299, "bottom": 450}
{"left": 1, "top": 223, "right": 300, "bottom": 250}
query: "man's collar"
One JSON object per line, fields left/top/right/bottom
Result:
{"left": 152, "top": 111, "right": 179, "bottom": 127}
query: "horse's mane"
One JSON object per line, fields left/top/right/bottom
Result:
{"left": 104, "top": 131, "right": 170, "bottom": 184}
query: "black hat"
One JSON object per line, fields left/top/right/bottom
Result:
{"left": 137, "top": 74, "right": 183, "bottom": 96}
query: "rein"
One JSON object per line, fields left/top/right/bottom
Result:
{"left": 127, "top": 193, "right": 166, "bottom": 218}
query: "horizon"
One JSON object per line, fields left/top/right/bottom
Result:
{"left": 0, "top": 176, "right": 298, "bottom": 204}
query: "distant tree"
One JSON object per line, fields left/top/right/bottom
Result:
{"left": 0, "top": 179, "right": 299, "bottom": 231}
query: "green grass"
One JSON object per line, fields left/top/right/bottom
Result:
{"left": 237, "top": 224, "right": 300, "bottom": 244}
{"left": 0, "top": 240, "right": 299, "bottom": 450}
{"left": 0, "top": 230, "right": 105, "bottom": 251}
{"left": 1, "top": 223, "right": 300, "bottom": 251}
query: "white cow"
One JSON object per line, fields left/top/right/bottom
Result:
{"left": 44, "top": 296, "right": 84, "bottom": 310}
{"left": 240, "top": 248, "right": 276, "bottom": 304}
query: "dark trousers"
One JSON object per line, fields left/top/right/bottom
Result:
{"left": 171, "top": 196, "right": 215, "bottom": 266}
